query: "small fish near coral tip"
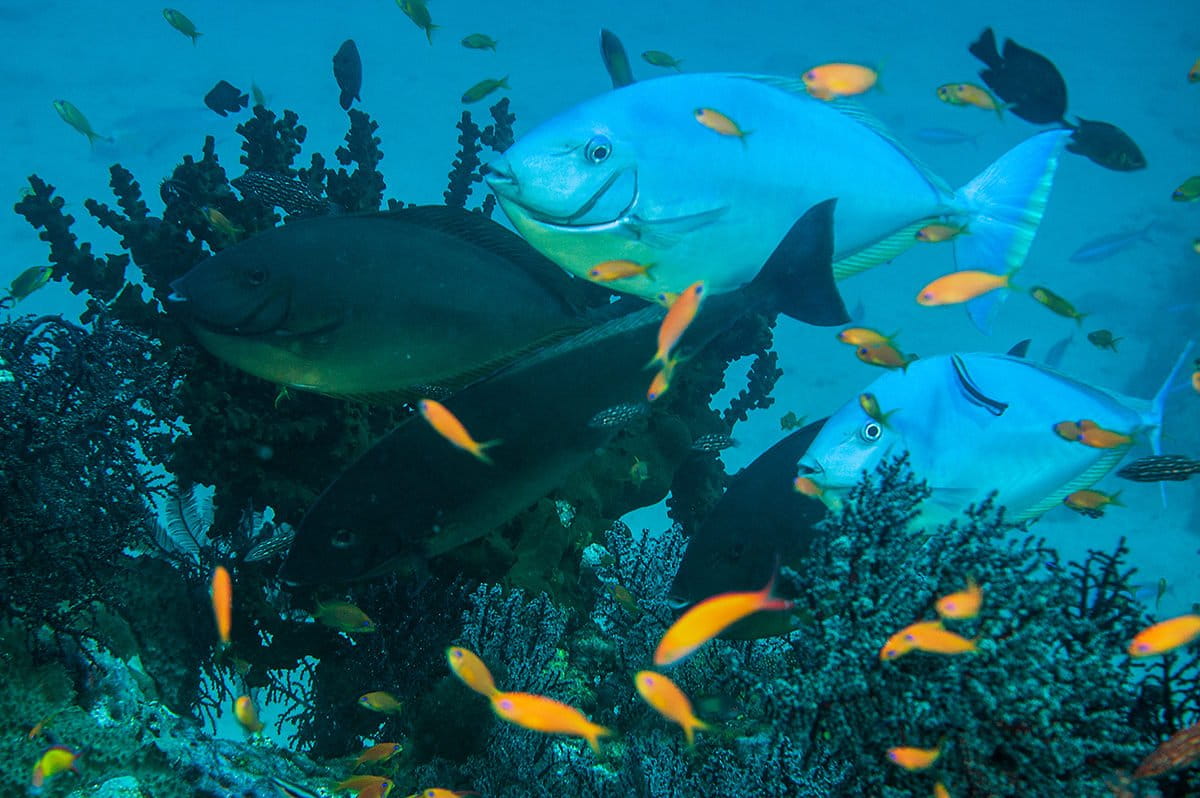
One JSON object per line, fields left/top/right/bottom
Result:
{"left": 418, "top": 399, "right": 499, "bottom": 465}
{"left": 650, "top": 280, "right": 705, "bottom": 369}
{"left": 446, "top": 646, "right": 499, "bottom": 698}
{"left": 312, "top": 600, "right": 376, "bottom": 633}
{"left": 646, "top": 355, "right": 679, "bottom": 402}
{"left": 234, "top": 695, "right": 265, "bottom": 733}
{"left": 461, "top": 76, "right": 508, "bottom": 104}
{"left": 1128, "top": 614, "right": 1200, "bottom": 657}
{"left": 634, "top": 670, "right": 710, "bottom": 746}
{"left": 162, "top": 8, "right": 201, "bottom": 44}
{"left": 887, "top": 739, "right": 944, "bottom": 771}
{"left": 358, "top": 691, "right": 403, "bottom": 714}
{"left": 489, "top": 691, "right": 612, "bottom": 754}
{"left": 7, "top": 265, "right": 53, "bottom": 302}
{"left": 355, "top": 742, "right": 402, "bottom": 768}
{"left": 654, "top": 571, "right": 793, "bottom": 666}
{"left": 855, "top": 342, "right": 916, "bottom": 371}
{"left": 333, "top": 39, "right": 363, "bottom": 111}
{"left": 204, "top": 80, "right": 249, "bottom": 117}
{"left": 936, "top": 577, "right": 982, "bottom": 620}
{"left": 201, "top": 206, "right": 243, "bottom": 240}
{"left": 211, "top": 565, "right": 232, "bottom": 644}
{"left": 802, "top": 63, "right": 879, "bottom": 100}
{"left": 692, "top": 433, "right": 738, "bottom": 452}
{"left": 1133, "top": 720, "right": 1200, "bottom": 779}
{"left": 30, "top": 745, "right": 79, "bottom": 789}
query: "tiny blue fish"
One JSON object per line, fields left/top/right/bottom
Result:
{"left": 1069, "top": 222, "right": 1154, "bottom": 263}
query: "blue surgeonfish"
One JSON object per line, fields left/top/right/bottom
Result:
{"left": 486, "top": 72, "right": 1069, "bottom": 332}
{"left": 794, "top": 341, "right": 1195, "bottom": 526}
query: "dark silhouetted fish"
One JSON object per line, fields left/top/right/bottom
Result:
{"left": 168, "top": 206, "right": 614, "bottom": 402}
{"left": 691, "top": 433, "right": 738, "bottom": 452}
{"left": 669, "top": 417, "right": 829, "bottom": 638}
{"left": 1117, "top": 455, "right": 1200, "bottom": 483}
{"left": 333, "top": 39, "right": 362, "bottom": 111}
{"left": 204, "top": 80, "right": 249, "bottom": 117}
{"left": 231, "top": 171, "right": 330, "bottom": 217}
{"left": 587, "top": 402, "right": 649, "bottom": 429}
{"left": 600, "top": 29, "right": 635, "bottom": 89}
{"left": 1064, "top": 117, "right": 1147, "bottom": 171}
{"left": 968, "top": 28, "right": 1067, "bottom": 125}
{"left": 281, "top": 201, "right": 847, "bottom": 584}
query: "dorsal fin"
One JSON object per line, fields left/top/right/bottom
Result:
{"left": 950, "top": 355, "right": 1008, "bottom": 416}
{"left": 1006, "top": 339, "right": 1032, "bottom": 358}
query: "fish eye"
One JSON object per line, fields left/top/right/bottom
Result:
{"left": 585, "top": 135, "right": 612, "bottom": 164}
{"left": 331, "top": 528, "right": 357, "bottom": 549}
{"left": 860, "top": 421, "right": 883, "bottom": 442}
{"left": 245, "top": 268, "right": 268, "bottom": 287}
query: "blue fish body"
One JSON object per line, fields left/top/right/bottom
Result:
{"left": 1068, "top": 222, "right": 1154, "bottom": 263}
{"left": 796, "top": 343, "right": 1193, "bottom": 526}
{"left": 487, "top": 73, "right": 1069, "bottom": 331}
{"left": 913, "top": 127, "right": 980, "bottom": 146}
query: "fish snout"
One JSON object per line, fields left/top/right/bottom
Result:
{"left": 794, "top": 459, "right": 823, "bottom": 477}
{"left": 166, "top": 278, "right": 189, "bottom": 304}
{"left": 483, "top": 156, "right": 518, "bottom": 192}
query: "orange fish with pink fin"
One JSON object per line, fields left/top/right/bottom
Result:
{"left": 489, "top": 691, "right": 612, "bottom": 753}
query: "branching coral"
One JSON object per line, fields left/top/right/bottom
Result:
{"left": 325, "top": 109, "right": 386, "bottom": 212}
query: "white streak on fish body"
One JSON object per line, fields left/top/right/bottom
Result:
{"left": 490, "top": 73, "right": 952, "bottom": 299}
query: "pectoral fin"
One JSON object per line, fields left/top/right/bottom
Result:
{"left": 623, "top": 206, "right": 729, "bottom": 248}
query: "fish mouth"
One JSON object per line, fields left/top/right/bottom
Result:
{"left": 487, "top": 162, "right": 639, "bottom": 230}
{"left": 172, "top": 284, "right": 294, "bottom": 337}
{"left": 794, "top": 458, "right": 824, "bottom": 478}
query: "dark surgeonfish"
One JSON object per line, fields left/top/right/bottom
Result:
{"left": 968, "top": 28, "right": 1067, "bottom": 124}
{"left": 1064, "top": 117, "right": 1147, "bottom": 171}
{"left": 333, "top": 39, "right": 362, "bottom": 111}
{"left": 600, "top": 28, "right": 635, "bottom": 89}
{"left": 1117, "top": 455, "right": 1200, "bottom": 483}
{"left": 204, "top": 80, "right": 249, "bottom": 117}
{"left": 168, "top": 206, "right": 613, "bottom": 402}
{"left": 280, "top": 201, "right": 848, "bottom": 584}
{"left": 669, "top": 418, "right": 830, "bottom": 638}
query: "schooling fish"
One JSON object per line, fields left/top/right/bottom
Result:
{"left": 8, "top": 266, "right": 53, "bottom": 302}
{"left": 230, "top": 171, "right": 330, "bottom": 216}
{"left": 968, "top": 28, "right": 1067, "bottom": 124}
{"left": 490, "top": 691, "right": 612, "bottom": 753}
{"left": 355, "top": 742, "right": 402, "bottom": 767}
{"left": 211, "top": 565, "right": 232, "bottom": 644}
{"left": 53, "top": 100, "right": 110, "bottom": 145}
{"left": 600, "top": 29, "right": 636, "bottom": 89}
{"left": 802, "top": 63, "right": 879, "bottom": 100}
{"left": 419, "top": 399, "right": 499, "bottom": 465}
{"left": 397, "top": 0, "right": 436, "bottom": 43}
{"left": 163, "top": 8, "right": 201, "bottom": 44}
{"left": 795, "top": 343, "right": 1194, "bottom": 527}
{"left": 1069, "top": 223, "right": 1154, "bottom": 263}
{"left": 333, "top": 40, "right": 362, "bottom": 111}
{"left": 1065, "top": 117, "right": 1147, "bottom": 172}
{"left": 359, "top": 691, "right": 403, "bottom": 714}
{"left": 462, "top": 33, "right": 497, "bottom": 51}
{"left": 691, "top": 433, "right": 738, "bottom": 452}
{"left": 446, "top": 646, "right": 499, "bottom": 697}
{"left": 634, "top": 670, "right": 710, "bottom": 746}
{"left": 486, "top": 72, "right": 1069, "bottom": 333}
{"left": 204, "top": 81, "right": 249, "bottom": 117}
{"left": 936, "top": 577, "right": 982, "bottom": 619}
{"left": 243, "top": 523, "right": 295, "bottom": 562}
{"left": 935, "top": 83, "right": 1004, "bottom": 117}
{"left": 887, "top": 741, "right": 943, "bottom": 771}
{"left": 655, "top": 571, "right": 792, "bottom": 665}
{"left": 642, "top": 50, "right": 683, "bottom": 70}
{"left": 1128, "top": 615, "right": 1200, "bottom": 657}
{"left": 312, "top": 600, "right": 376, "bottom": 633}
{"left": 1029, "top": 285, "right": 1086, "bottom": 324}
{"left": 169, "top": 206, "right": 607, "bottom": 402}
{"left": 462, "top": 77, "right": 508, "bottom": 104}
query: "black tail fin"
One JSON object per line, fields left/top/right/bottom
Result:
{"left": 747, "top": 199, "right": 849, "bottom": 326}
{"left": 969, "top": 28, "right": 1001, "bottom": 69}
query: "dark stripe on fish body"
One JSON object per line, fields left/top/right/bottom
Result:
{"left": 951, "top": 355, "right": 1008, "bottom": 416}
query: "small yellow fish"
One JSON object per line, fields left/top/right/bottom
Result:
{"left": 53, "top": 100, "right": 109, "bottom": 145}
{"left": 917, "top": 270, "right": 1011, "bottom": 306}
{"left": 887, "top": 739, "right": 943, "bottom": 771}
{"left": 908, "top": 623, "right": 978, "bottom": 655}
{"left": 313, "top": 600, "right": 376, "bottom": 633}
{"left": 935, "top": 577, "right": 982, "bottom": 620}
{"left": 642, "top": 50, "right": 683, "bottom": 70}
{"left": 647, "top": 355, "right": 679, "bottom": 402}
{"left": 211, "top": 565, "right": 232, "bottom": 644}
{"left": 31, "top": 745, "right": 79, "bottom": 788}
{"left": 792, "top": 475, "right": 823, "bottom": 497}
{"left": 202, "top": 206, "right": 244, "bottom": 239}
{"left": 694, "top": 108, "right": 751, "bottom": 141}
{"left": 650, "top": 280, "right": 704, "bottom": 368}
{"left": 936, "top": 82, "right": 1003, "bottom": 116}
{"left": 461, "top": 77, "right": 509, "bottom": 104}
{"left": 655, "top": 572, "right": 792, "bottom": 665}
{"left": 1173, "top": 176, "right": 1200, "bottom": 202}
{"left": 934, "top": 783, "right": 951, "bottom": 798}
{"left": 1075, "top": 419, "right": 1133, "bottom": 449}
{"left": 490, "top": 691, "right": 612, "bottom": 753}
{"left": 880, "top": 620, "right": 942, "bottom": 661}
{"left": 1129, "top": 614, "right": 1200, "bottom": 656}
{"left": 446, "top": 646, "right": 499, "bottom": 698}
{"left": 397, "top": 0, "right": 437, "bottom": 43}
{"left": 162, "top": 8, "right": 202, "bottom": 44}
{"left": 1029, "top": 285, "right": 1086, "bottom": 324}
{"left": 857, "top": 392, "right": 897, "bottom": 428}
{"left": 337, "top": 776, "right": 395, "bottom": 797}
{"left": 358, "top": 691, "right": 403, "bottom": 714}
{"left": 418, "top": 398, "right": 499, "bottom": 465}
{"left": 634, "top": 670, "right": 710, "bottom": 746}
{"left": 234, "top": 695, "right": 265, "bottom": 733}
{"left": 802, "top": 63, "right": 879, "bottom": 100}
{"left": 588, "top": 259, "right": 653, "bottom": 282}
{"left": 609, "top": 584, "right": 642, "bottom": 615}
{"left": 837, "top": 327, "right": 897, "bottom": 348}
{"left": 355, "top": 742, "right": 402, "bottom": 767}
{"left": 916, "top": 223, "right": 968, "bottom": 243}
{"left": 1063, "top": 489, "right": 1121, "bottom": 514}
{"left": 461, "top": 34, "right": 497, "bottom": 51}
{"left": 8, "top": 266, "right": 53, "bottom": 302}
{"left": 855, "top": 343, "right": 915, "bottom": 371}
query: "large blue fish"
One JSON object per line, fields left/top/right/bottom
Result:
{"left": 486, "top": 73, "right": 1069, "bottom": 331}
{"left": 794, "top": 342, "right": 1194, "bottom": 526}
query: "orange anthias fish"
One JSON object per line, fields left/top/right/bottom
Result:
{"left": 934, "top": 782, "right": 951, "bottom": 798}
{"left": 887, "top": 739, "right": 944, "bottom": 771}
{"left": 359, "top": 691, "right": 404, "bottom": 714}
{"left": 647, "top": 354, "right": 679, "bottom": 402}
{"left": 837, "top": 327, "right": 897, "bottom": 348}
{"left": 650, "top": 280, "right": 705, "bottom": 368}
{"left": 418, "top": 398, "right": 499, "bottom": 465}
{"left": 588, "top": 259, "right": 654, "bottom": 282}
{"left": 489, "top": 691, "right": 612, "bottom": 753}
{"left": 916, "top": 223, "right": 968, "bottom": 243}
{"left": 880, "top": 620, "right": 943, "bottom": 661}
{"left": 1075, "top": 419, "right": 1133, "bottom": 449}
{"left": 694, "top": 107, "right": 750, "bottom": 141}
{"left": 337, "top": 775, "right": 394, "bottom": 797}
{"left": 234, "top": 695, "right": 265, "bottom": 733}
{"left": 802, "top": 63, "right": 879, "bottom": 100}
{"left": 1133, "top": 720, "right": 1200, "bottom": 779}
{"left": 908, "top": 623, "right": 978, "bottom": 655}
{"left": 355, "top": 742, "right": 402, "bottom": 767}
{"left": 410, "top": 790, "right": 479, "bottom": 798}
{"left": 634, "top": 670, "right": 710, "bottom": 746}
{"left": 446, "top": 646, "right": 499, "bottom": 698}
{"left": 1128, "top": 614, "right": 1200, "bottom": 657}
{"left": 654, "top": 571, "right": 793, "bottom": 666}
{"left": 793, "top": 476, "right": 824, "bottom": 497}
{"left": 313, "top": 601, "right": 376, "bottom": 633}
{"left": 936, "top": 82, "right": 1003, "bottom": 116}
{"left": 211, "top": 565, "right": 232, "bottom": 644}
{"left": 31, "top": 745, "right": 79, "bottom": 788}
{"left": 917, "top": 270, "right": 1011, "bottom": 306}
{"left": 855, "top": 342, "right": 916, "bottom": 371}
{"left": 359, "top": 781, "right": 396, "bottom": 798}
{"left": 936, "top": 577, "right": 983, "bottom": 620}
{"left": 1063, "top": 489, "right": 1121, "bottom": 514}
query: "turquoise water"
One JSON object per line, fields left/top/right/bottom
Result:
{"left": 2, "top": 2, "right": 1198, "bottom": 796}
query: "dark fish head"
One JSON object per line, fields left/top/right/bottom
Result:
{"left": 168, "top": 244, "right": 292, "bottom": 336}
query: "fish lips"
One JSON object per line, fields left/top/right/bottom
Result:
{"left": 486, "top": 158, "right": 639, "bottom": 229}
{"left": 167, "top": 275, "right": 293, "bottom": 337}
